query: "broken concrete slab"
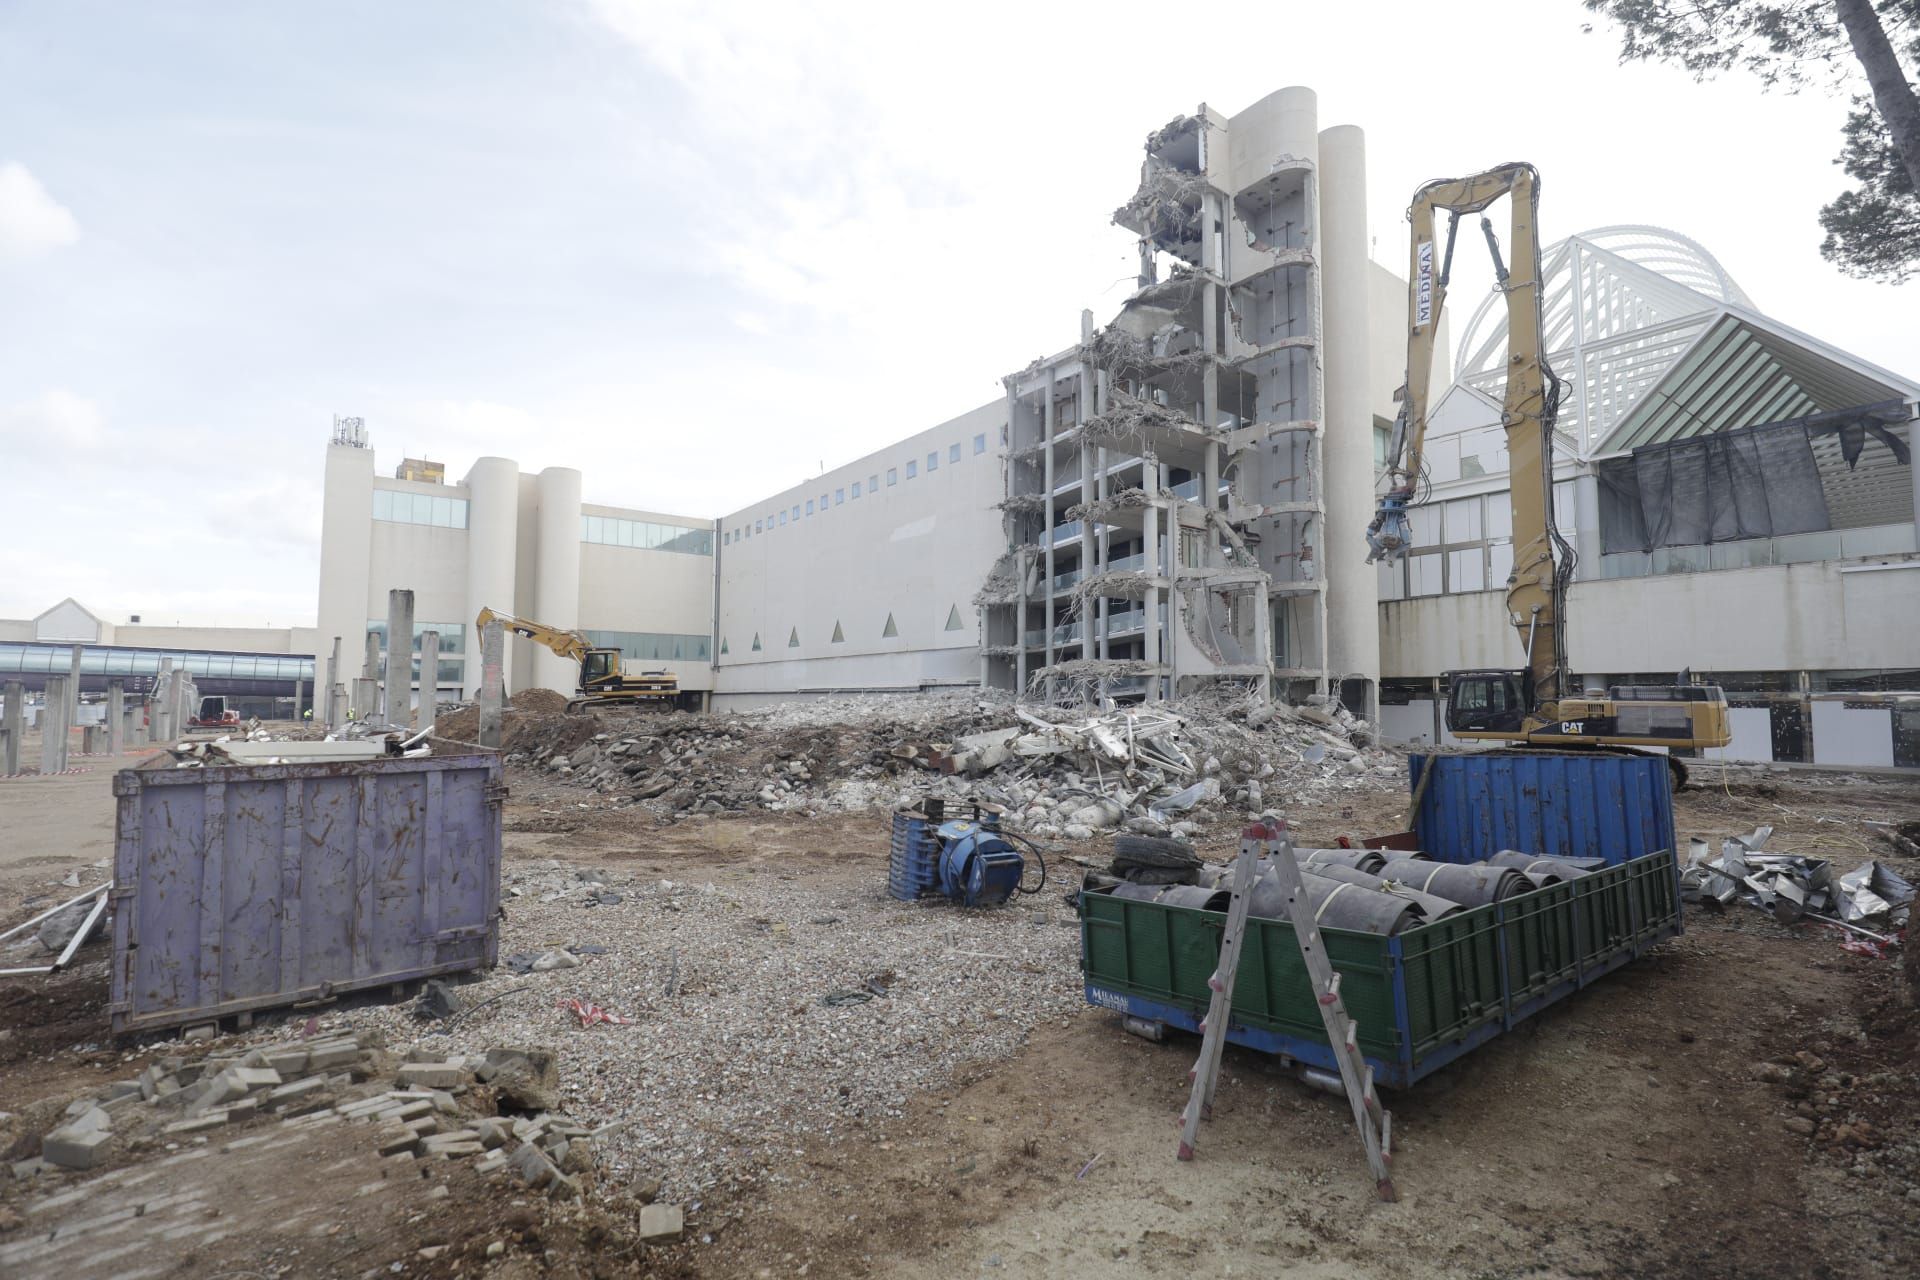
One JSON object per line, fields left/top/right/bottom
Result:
{"left": 639, "top": 1203, "right": 684, "bottom": 1243}
{"left": 41, "top": 1126, "right": 112, "bottom": 1170}
{"left": 395, "top": 1063, "right": 466, "bottom": 1090}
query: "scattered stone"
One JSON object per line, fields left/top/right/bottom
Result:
{"left": 414, "top": 980, "right": 462, "bottom": 1021}
{"left": 639, "top": 1203, "right": 685, "bottom": 1243}
{"left": 42, "top": 1125, "right": 112, "bottom": 1170}
{"left": 531, "top": 949, "right": 580, "bottom": 972}
{"left": 396, "top": 1063, "right": 466, "bottom": 1090}
{"left": 182, "top": 1024, "right": 217, "bottom": 1043}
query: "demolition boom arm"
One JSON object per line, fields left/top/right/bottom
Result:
{"left": 473, "top": 607, "right": 592, "bottom": 664}
{"left": 1366, "top": 162, "right": 1570, "bottom": 716}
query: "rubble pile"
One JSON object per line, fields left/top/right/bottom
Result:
{"left": 496, "top": 690, "right": 1403, "bottom": 833}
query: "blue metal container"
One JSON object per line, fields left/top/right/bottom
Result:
{"left": 1410, "top": 751, "right": 1675, "bottom": 867}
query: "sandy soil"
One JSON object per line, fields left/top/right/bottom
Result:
{"left": 1, "top": 748, "right": 1916, "bottom": 1279}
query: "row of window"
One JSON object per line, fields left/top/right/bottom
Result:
{"left": 581, "top": 516, "right": 714, "bottom": 557}
{"left": 0, "top": 643, "right": 315, "bottom": 682}
{"left": 723, "top": 433, "right": 990, "bottom": 545}
{"left": 365, "top": 621, "right": 468, "bottom": 656}
{"left": 373, "top": 489, "right": 470, "bottom": 529}
{"left": 580, "top": 630, "right": 712, "bottom": 663}
{"left": 722, "top": 606, "right": 966, "bottom": 654}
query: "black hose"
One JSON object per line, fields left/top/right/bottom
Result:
{"left": 998, "top": 830, "right": 1049, "bottom": 895}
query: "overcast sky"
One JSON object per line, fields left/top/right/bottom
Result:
{"left": 1, "top": 0, "right": 1908, "bottom": 627}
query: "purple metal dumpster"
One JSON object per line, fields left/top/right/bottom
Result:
{"left": 109, "top": 754, "right": 504, "bottom": 1036}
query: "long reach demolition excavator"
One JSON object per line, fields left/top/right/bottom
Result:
{"left": 1365, "top": 164, "right": 1729, "bottom": 779}
{"left": 473, "top": 608, "right": 699, "bottom": 712}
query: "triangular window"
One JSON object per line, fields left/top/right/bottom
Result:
{"left": 788, "top": 628, "right": 800, "bottom": 648}
{"left": 831, "top": 621, "right": 845, "bottom": 643}
{"left": 719, "top": 638, "right": 729, "bottom": 655}
{"left": 881, "top": 613, "right": 898, "bottom": 638}
{"left": 944, "top": 604, "right": 965, "bottom": 632}
{"left": 751, "top": 633, "right": 761, "bottom": 652}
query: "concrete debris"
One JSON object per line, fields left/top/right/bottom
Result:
{"left": 484, "top": 689, "right": 1397, "bottom": 838}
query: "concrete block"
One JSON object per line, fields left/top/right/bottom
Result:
{"left": 474, "top": 1152, "right": 508, "bottom": 1176}
{"left": 11, "top": 1156, "right": 49, "bottom": 1179}
{"left": 265, "top": 1049, "right": 310, "bottom": 1077}
{"left": 376, "top": 1130, "right": 421, "bottom": 1158}
{"left": 98, "top": 1091, "right": 143, "bottom": 1117}
{"left": 430, "top": 1090, "right": 458, "bottom": 1115}
{"left": 639, "top": 1203, "right": 684, "bottom": 1243}
{"left": 226, "top": 1067, "right": 282, "bottom": 1092}
{"left": 164, "top": 1115, "right": 227, "bottom": 1135}
{"left": 65, "top": 1106, "right": 111, "bottom": 1136}
{"left": 375, "top": 1100, "right": 433, "bottom": 1125}
{"left": 506, "top": 1143, "right": 556, "bottom": 1189}
{"left": 185, "top": 1078, "right": 235, "bottom": 1118}
{"left": 421, "top": 1129, "right": 479, "bottom": 1148}
{"left": 223, "top": 1098, "right": 259, "bottom": 1123}
{"left": 433, "top": 1141, "right": 484, "bottom": 1159}
{"left": 474, "top": 1118, "right": 511, "bottom": 1149}
{"left": 307, "top": 1044, "right": 362, "bottom": 1071}
{"left": 41, "top": 1128, "right": 112, "bottom": 1171}
{"left": 395, "top": 1063, "right": 465, "bottom": 1089}
{"left": 403, "top": 1116, "right": 441, "bottom": 1137}
{"left": 101, "top": 1081, "right": 143, "bottom": 1103}
{"left": 263, "top": 1077, "right": 329, "bottom": 1110}
{"left": 241, "top": 1048, "right": 270, "bottom": 1068}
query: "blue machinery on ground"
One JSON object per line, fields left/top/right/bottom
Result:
{"left": 889, "top": 800, "right": 1047, "bottom": 907}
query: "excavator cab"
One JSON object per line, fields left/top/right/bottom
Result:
{"left": 579, "top": 648, "right": 620, "bottom": 690}
{"left": 1444, "top": 670, "right": 1529, "bottom": 736}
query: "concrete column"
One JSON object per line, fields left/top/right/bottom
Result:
{"left": 464, "top": 457, "right": 521, "bottom": 699}
{"left": 315, "top": 437, "right": 376, "bottom": 727}
{"left": 123, "top": 695, "right": 142, "bottom": 748}
{"left": 478, "top": 620, "right": 505, "bottom": 748}
{"left": 107, "top": 680, "right": 124, "bottom": 757}
{"left": 383, "top": 588, "right": 415, "bottom": 724}
{"left": 68, "top": 644, "right": 83, "bottom": 731}
{"left": 531, "top": 467, "right": 583, "bottom": 696}
{"left": 1143, "top": 487, "right": 1162, "bottom": 702}
{"left": 358, "top": 632, "right": 380, "bottom": 721}
{"left": 154, "top": 659, "right": 174, "bottom": 741}
{"left": 1318, "top": 122, "right": 1380, "bottom": 721}
{"left": 2, "top": 680, "right": 21, "bottom": 776}
{"left": 323, "top": 636, "right": 342, "bottom": 729}
{"left": 293, "top": 677, "right": 306, "bottom": 723}
{"left": 1042, "top": 371, "right": 1059, "bottom": 702}
{"left": 1077, "top": 433, "right": 1095, "bottom": 707}
{"left": 417, "top": 630, "right": 440, "bottom": 735}
{"left": 328, "top": 682, "right": 348, "bottom": 730}
{"left": 41, "top": 676, "right": 68, "bottom": 773}
{"left": 362, "top": 631, "right": 380, "bottom": 680}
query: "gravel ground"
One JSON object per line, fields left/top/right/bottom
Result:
{"left": 354, "top": 854, "right": 1088, "bottom": 1204}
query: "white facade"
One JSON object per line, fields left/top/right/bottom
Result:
{"left": 714, "top": 404, "right": 1006, "bottom": 704}
{"left": 315, "top": 439, "right": 716, "bottom": 707}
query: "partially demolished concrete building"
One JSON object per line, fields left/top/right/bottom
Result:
{"left": 980, "top": 90, "right": 1397, "bottom": 712}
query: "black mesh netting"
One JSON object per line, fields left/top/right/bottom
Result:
{"left": 1596, "top": 407, "right": 1910, "bottom": 553}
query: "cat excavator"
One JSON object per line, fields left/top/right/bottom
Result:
{"left": 473, "top": 608, "right": 697, "bottom": 712}
{"left": 1365, "top": 164, "right": 1729, "bottom": 778}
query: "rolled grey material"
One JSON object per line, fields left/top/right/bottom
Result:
{"left": 1153, "top": 884, "right": 1231, "bottom": 912}
{"left": 1110, "top": 882, "right": 1230, "bottom": 912}
{"left": 1301, "top": 861, "right": 1464, "bottom": 922}
{"left": 1488, "top": 851, "right": 1597, "bottom": 883}
{"left": 1247, "top": 866, "right": 1419, "bottom": 936}
{"left": 1379, "top": 858, "right": 1532, "bottom": 907}
{"left": 1294, "top": 847, "right": 1390, "bottom": 875}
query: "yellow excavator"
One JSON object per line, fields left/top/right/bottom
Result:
{"left": 473, "top": 608, "right": 694, "bottom": 713}
{"left": 1365, "top": 164, "right": 1729, "bottom": 778}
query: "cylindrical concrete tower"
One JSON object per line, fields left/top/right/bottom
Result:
{"left": 1318, "top": 123, "right": 1381, "bottom": 717}
{"left": 531, "top": 466, "right": 583, "bottom": 696}
{"left": 464, "top": 457, "right": 521, "bottom": 698}
{"left": 315, "top": 438, "right": 376, "bottom": 694}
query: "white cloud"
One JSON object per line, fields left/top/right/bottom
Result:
{"left": 0, "top": 162, "right": 80, "bottom": 260}
{"left": 0, "top": 388, "right": 106, "bottom": 452}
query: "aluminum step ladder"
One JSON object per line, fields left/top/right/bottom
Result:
{"left": 1177, "top": 816, "right": 1398, "bottom": 1201}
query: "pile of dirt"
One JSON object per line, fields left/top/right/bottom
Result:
{"left": 435, "top": 687, "right": 574, "bottom": 745}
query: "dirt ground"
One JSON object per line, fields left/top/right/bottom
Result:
{"left": 2, "top": 737, "right": 1917, "bottom": 1279}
